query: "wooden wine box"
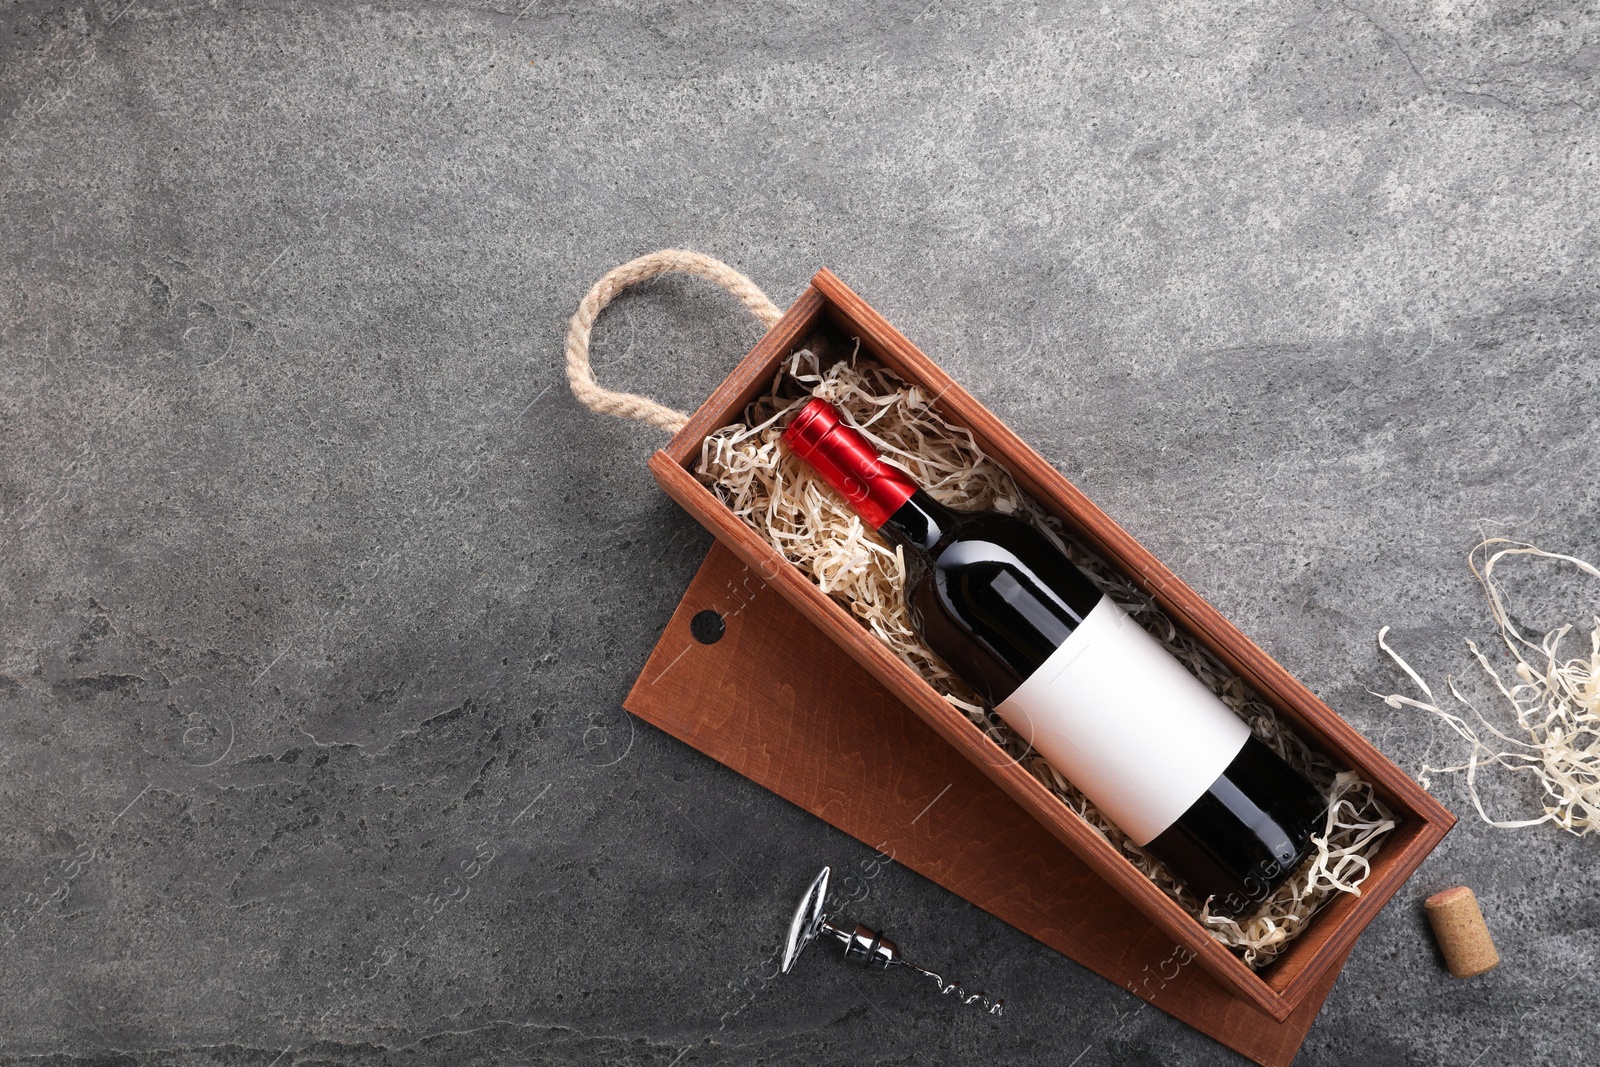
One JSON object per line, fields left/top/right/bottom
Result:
{"left": 645, "top": 268, "right": 1455, "bottom": 1023}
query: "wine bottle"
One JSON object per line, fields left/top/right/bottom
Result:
{"left": 783, "top": 398, "right": 1327, "bottom": 915}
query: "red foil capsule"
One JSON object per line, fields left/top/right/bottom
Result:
{"left": 782, "top": 398, "right": 917, "bottom": 529}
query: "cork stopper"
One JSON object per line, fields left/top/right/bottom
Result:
{"left": 1424, "top": 886, "right": 1500, "bottom": 978}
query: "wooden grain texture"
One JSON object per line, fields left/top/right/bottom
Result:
{"left": 624, "top": 543, "right": 1350, "bottom": 1067}
{"left": 648, "top": 268, "right": 1455, "bottom": 1022}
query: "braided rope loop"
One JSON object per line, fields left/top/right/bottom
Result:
{"left": 564, "top": 249, "right": 782, "bottom": 434}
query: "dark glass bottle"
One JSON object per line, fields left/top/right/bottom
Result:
{"left": 784, "top": 398, "right": 1326, "bottom": 915}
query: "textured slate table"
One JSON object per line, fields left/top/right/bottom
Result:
{"left": 2, "top": 3, "right": 1596, "bottom": 1065}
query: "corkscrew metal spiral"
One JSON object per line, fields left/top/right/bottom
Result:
{"left": 779, "top": 866, "right": 1004, "bottom": 1017}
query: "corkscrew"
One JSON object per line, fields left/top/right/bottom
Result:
{"left": 779, "top": 866, "right": 1004, "bottom": 1017}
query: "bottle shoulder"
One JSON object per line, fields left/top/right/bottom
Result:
{"left": 931, "top": 508, "right": 1052, "bottom": 549}
{"left": 929, "top": 512, "right": 1098, "bottom": 597}
{"left": 920, "top": 510, "right": 1103, "bottom": 647}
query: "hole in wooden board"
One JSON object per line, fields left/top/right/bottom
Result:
{"left": 690, "top": 609, "right": 726, "bottom": 645}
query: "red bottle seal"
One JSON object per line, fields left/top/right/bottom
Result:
{"left": 782, "top": 398, "right": 917, "bottom": 529}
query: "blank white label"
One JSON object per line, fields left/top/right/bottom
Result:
{"left": 994, "top": 596, "right": 1250, "bottom": 846}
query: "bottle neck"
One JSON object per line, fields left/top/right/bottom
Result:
{"left": 880, "top": 489, "right": 958, "bottom": 554}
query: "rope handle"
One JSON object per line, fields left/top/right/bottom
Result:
{"left": 564, "top": 249, "right": 782, "bottom": 434}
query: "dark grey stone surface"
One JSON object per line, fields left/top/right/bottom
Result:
{"left": 2, "top": 1, "right": 1597, "bottom": 1064}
